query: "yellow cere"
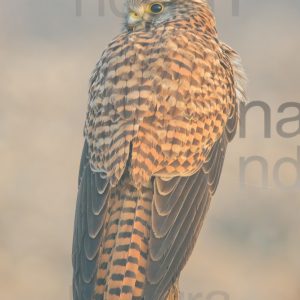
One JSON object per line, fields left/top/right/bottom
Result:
{"left": 130, "top": 11, "right": 140, "bottom": 19}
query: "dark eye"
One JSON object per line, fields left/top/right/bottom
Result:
{"left": 150, "top": 3, "right": 164, "bottom": 14}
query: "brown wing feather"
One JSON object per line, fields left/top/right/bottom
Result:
{"left": 72, "top": 142, "right": 110, "bottom": 300}
{"left": 144, "top": 103, "right": 238, "bottom": 299}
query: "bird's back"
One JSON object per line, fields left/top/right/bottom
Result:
{"left": 72, "top": 2, "right": 246, "bottom": 299}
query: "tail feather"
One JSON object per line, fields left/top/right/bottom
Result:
{"left": 94, "top": 176, "right": 152, "bottom": 299}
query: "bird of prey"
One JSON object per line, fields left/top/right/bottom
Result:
{"left": 72, "top": 0, "right": 246, "bottom": 299}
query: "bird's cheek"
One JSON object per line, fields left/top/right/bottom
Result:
{"left": 142, "top": 13, "right": 153, "bottom": 22}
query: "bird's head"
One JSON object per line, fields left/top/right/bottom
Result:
{"left": 124, "top": 0, "right": 210, "bottom": 32}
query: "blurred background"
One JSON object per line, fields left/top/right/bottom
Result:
{"left": 0, "top": 0, "right": 299, "bottom": 299}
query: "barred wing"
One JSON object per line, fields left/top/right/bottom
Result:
{"left": 144, "top": 103, "right": 238, "bottom": 300}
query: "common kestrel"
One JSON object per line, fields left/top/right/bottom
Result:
{"left": 72, "top": 0, "right": 246, "bottom": 299}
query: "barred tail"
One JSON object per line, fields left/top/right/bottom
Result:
{"left": 94, "top": 176, "right": 152, "bottom": 299}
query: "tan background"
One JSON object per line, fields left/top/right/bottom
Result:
{"left": 0, "top": 0, "right": 299, "bottom": 299}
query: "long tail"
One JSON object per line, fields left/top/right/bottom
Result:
{"left": 94, "top": 175, "right": 152, "bottom": 299}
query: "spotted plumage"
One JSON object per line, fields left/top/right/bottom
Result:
{"left": 72, "top": 0, "right": 246, "bottom": 299}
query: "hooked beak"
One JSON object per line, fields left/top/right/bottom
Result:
{"left": 128, "top": 9, "right": 145, "bottom": 30}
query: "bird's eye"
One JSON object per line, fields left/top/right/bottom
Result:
{"left": 150, "top": 3, "right": 164, "bottom": 14}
